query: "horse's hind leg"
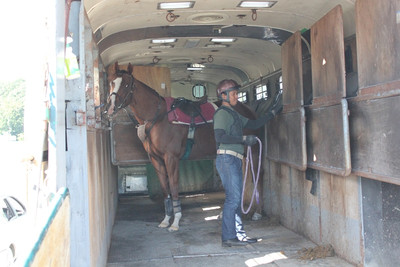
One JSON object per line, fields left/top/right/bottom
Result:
{"left": 164, "top": 155, "right": 182, "bottom": 232}
{"left": 150, "top": 157, "right": 172, "bottom": 228}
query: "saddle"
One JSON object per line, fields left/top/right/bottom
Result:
{"left": 171, "top": 95, "right": 208, "bottom": 118}
{"left": 165, "top": 96, "right": 216, "bottom": 126}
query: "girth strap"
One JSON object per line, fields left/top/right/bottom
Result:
{"left": 181, "top": 127, "right": 195, "bottom": 160}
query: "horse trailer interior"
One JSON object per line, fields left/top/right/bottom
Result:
{"left": 20, "top": 0, "right": 399, "bottom": 266}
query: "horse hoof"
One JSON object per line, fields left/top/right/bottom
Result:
{"left": 158, "top": 222, "right": 169, "bottom": 228}
{"left": 252, "top": 212, "right": 262, "bottom": 221}
{"left": 168, "top": 226, "right": 179, "bottom": 232}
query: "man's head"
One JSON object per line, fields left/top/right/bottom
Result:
{"left": 216, "top": 79, "right": 240, "bottom": 106}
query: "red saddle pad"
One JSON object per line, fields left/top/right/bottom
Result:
{"left": 165, "top": 97, "right": 216, "bottom": 125}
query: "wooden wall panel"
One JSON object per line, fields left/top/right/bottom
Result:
{"left": 304, "top": 5, "right": 351, "bottom": 176}
{"left": 87, "top": 130, "right": 118, "bottom": 266}
{"left": 356, "top": 0, "right": 400, "bottom": 90}
{"left": 266, "top": 115, "right": 280, "bottom": 162}
{"left": 306, "top": 100, "right": 351, "bottom": 176}
{"left": 268, "top": 30, "right": 307, "bottom": 170}
{"left": 349, "top": 95, "right": 400, "bottom": 185}
{"left": 30, "top": 191, "right": 70, "bottom": 267}
{"left": 311, "top": 5, "right": 346, "bottom": 103}
{"left": 116, "top": 65, "right": 171, "bottom": 97}
{"left": 266, "top": 108, "right": 307, "bottom": 170}
{"left": 132, "top": 65, "right": 171, "bottom": 97}
{"left": 111, "top": 118, "right": 149, "bottom": 165}
{"left": 282, "top": 31, "right": 303, "bottom": 109}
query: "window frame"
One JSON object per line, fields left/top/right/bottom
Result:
{"left": 254, "top": 83, "right": 268, "bottom": 100}
{"left": 192, "top": 84, "right": 206, "bottom": 98}
{"left": 238, "top": 91, "right": 248, "bottom": 103}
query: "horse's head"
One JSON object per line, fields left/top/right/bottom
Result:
{"left": 105, "top": 62, "right": 134, "bottom": 116}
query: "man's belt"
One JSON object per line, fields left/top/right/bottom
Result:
{"left": 217, "top": 149, "right": 243, "bottom": 160}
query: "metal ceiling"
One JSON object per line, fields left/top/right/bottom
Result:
{"left": 84, "top": 0, "right": 356, "bottom": 86}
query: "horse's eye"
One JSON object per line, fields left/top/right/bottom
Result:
{"left": 125, "top": 84, "right": 128, "bottom": 87}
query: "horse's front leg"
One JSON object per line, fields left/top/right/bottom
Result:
{"left": 164, "top": 154, "right": 182, "bottom": 232}
{"left": 149, "top": 156, "right": 172, "bottom": 228}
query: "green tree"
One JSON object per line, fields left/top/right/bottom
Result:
{"left": 0, "top": 79, "right": 26, "bottom": 139}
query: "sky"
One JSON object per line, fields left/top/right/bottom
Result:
{"left": 0, "top": 1, "right": 48, "bottom": 199}
{"left": 0, "top": 1, "right": 46, "bottom": 82}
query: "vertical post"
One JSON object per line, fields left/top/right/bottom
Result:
{"left": 64, "top": 1, "right": 91, "bottom": 266}
{"left": 46, "top": 0, "right": 67, "bottom": 192}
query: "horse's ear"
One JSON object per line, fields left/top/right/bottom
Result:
{"left": 127, "top": 63, "right": 133, "bottom": 74}
{"left": 114, "top": 61, "right": 119, "bottom": 73}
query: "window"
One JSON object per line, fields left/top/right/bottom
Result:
{"left": 255, "top": 84, "right": 268, "bottom": 100}
{"left": 238, "top": 91, "right": 248, "bottom": 103}
{"left": 279, "top": 75, "right": 283, "bottom": 91}
{"left": 6, "top": 197, "right": 26, "bottom": 217}
{"left": 192, "top": 84, "right": 206, "bottom": 98}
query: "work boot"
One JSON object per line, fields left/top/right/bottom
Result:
{"left": 236, "top": 214, "right": 258, "bottom": 243}
{"left": 222, "top": 238, "right": 248, "bottom": 247}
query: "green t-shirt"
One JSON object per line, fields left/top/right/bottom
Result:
{"left": 213, "top": 106, "right": 249, "bottom": 154}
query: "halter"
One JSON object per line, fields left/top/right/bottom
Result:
{"left": 108, "top": 72, "right": 134, "bottom": 112}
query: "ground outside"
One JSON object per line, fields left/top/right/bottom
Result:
{"left": 107, "top": 191, "right": 354, "bottom": 267}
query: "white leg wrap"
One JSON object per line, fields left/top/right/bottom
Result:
{"left": 158, "top": 215, "right": 171, "bottom": 228}
{"left": 168, "top": 212, "right": 182, "bottom": 232}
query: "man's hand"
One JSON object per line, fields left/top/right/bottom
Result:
{"left": 243, "top": 135, "right": 257, "bottom": 146}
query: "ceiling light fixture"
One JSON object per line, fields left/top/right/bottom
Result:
{"left": 205, "top": 44, "right": 229, "bottom": 48}
{"left": 149, "top": 44, "right": 174, "bottom": 49}
{"left": 158, "top": 1, "right": 195, "bottom": 9}
{"left": 237, "top": 1, "right": 277, "bottom": 8}
{"left": 158, "top": 2, "right": 195, "bottom": 22}
{"left": 187, "top": 63, "right": 204, "bottom": 71}
{"left": 210, "top": 38, "right": 236, "bottom": 43}
{"left": 151, "top": 38, "right": 177, "bottom": 44}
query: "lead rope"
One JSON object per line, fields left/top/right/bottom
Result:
{"left": 241, "top": 136, "right": 262, "bottom": 214}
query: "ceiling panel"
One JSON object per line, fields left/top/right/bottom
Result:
{"left": 83, "top": 0, "right": 356, "bottom": 86}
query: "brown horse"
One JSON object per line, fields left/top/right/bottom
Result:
{"left": 106, "top": 62, "right": 264, "bottom": 231}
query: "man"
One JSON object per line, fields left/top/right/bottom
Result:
{"left": 213, "top": 79, "right": 281, "bottom": 247}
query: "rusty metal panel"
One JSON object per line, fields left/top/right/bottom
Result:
{"left": 110, "top": 120, "right": 149, "bottom": 165}
{"left": 306, "top": 99, "right": 351, "bottom": 176}
{"left": 266, "top": 108, "right": 307, "bottom": 170}
{"left": 349, "top": 95, "right": 400, "bottom": 185}
{"left": 356, "top": 0, "right": 400, "bottom": 90}
{"left": 311, "top": 5, "right": 346, "bottom": 103}
{"left": 282, "top": 31, "right": 303, "bottom": 109}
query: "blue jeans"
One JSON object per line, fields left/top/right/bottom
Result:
{"left": 216, "top": 154, "right": 243, "bottom": 241}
